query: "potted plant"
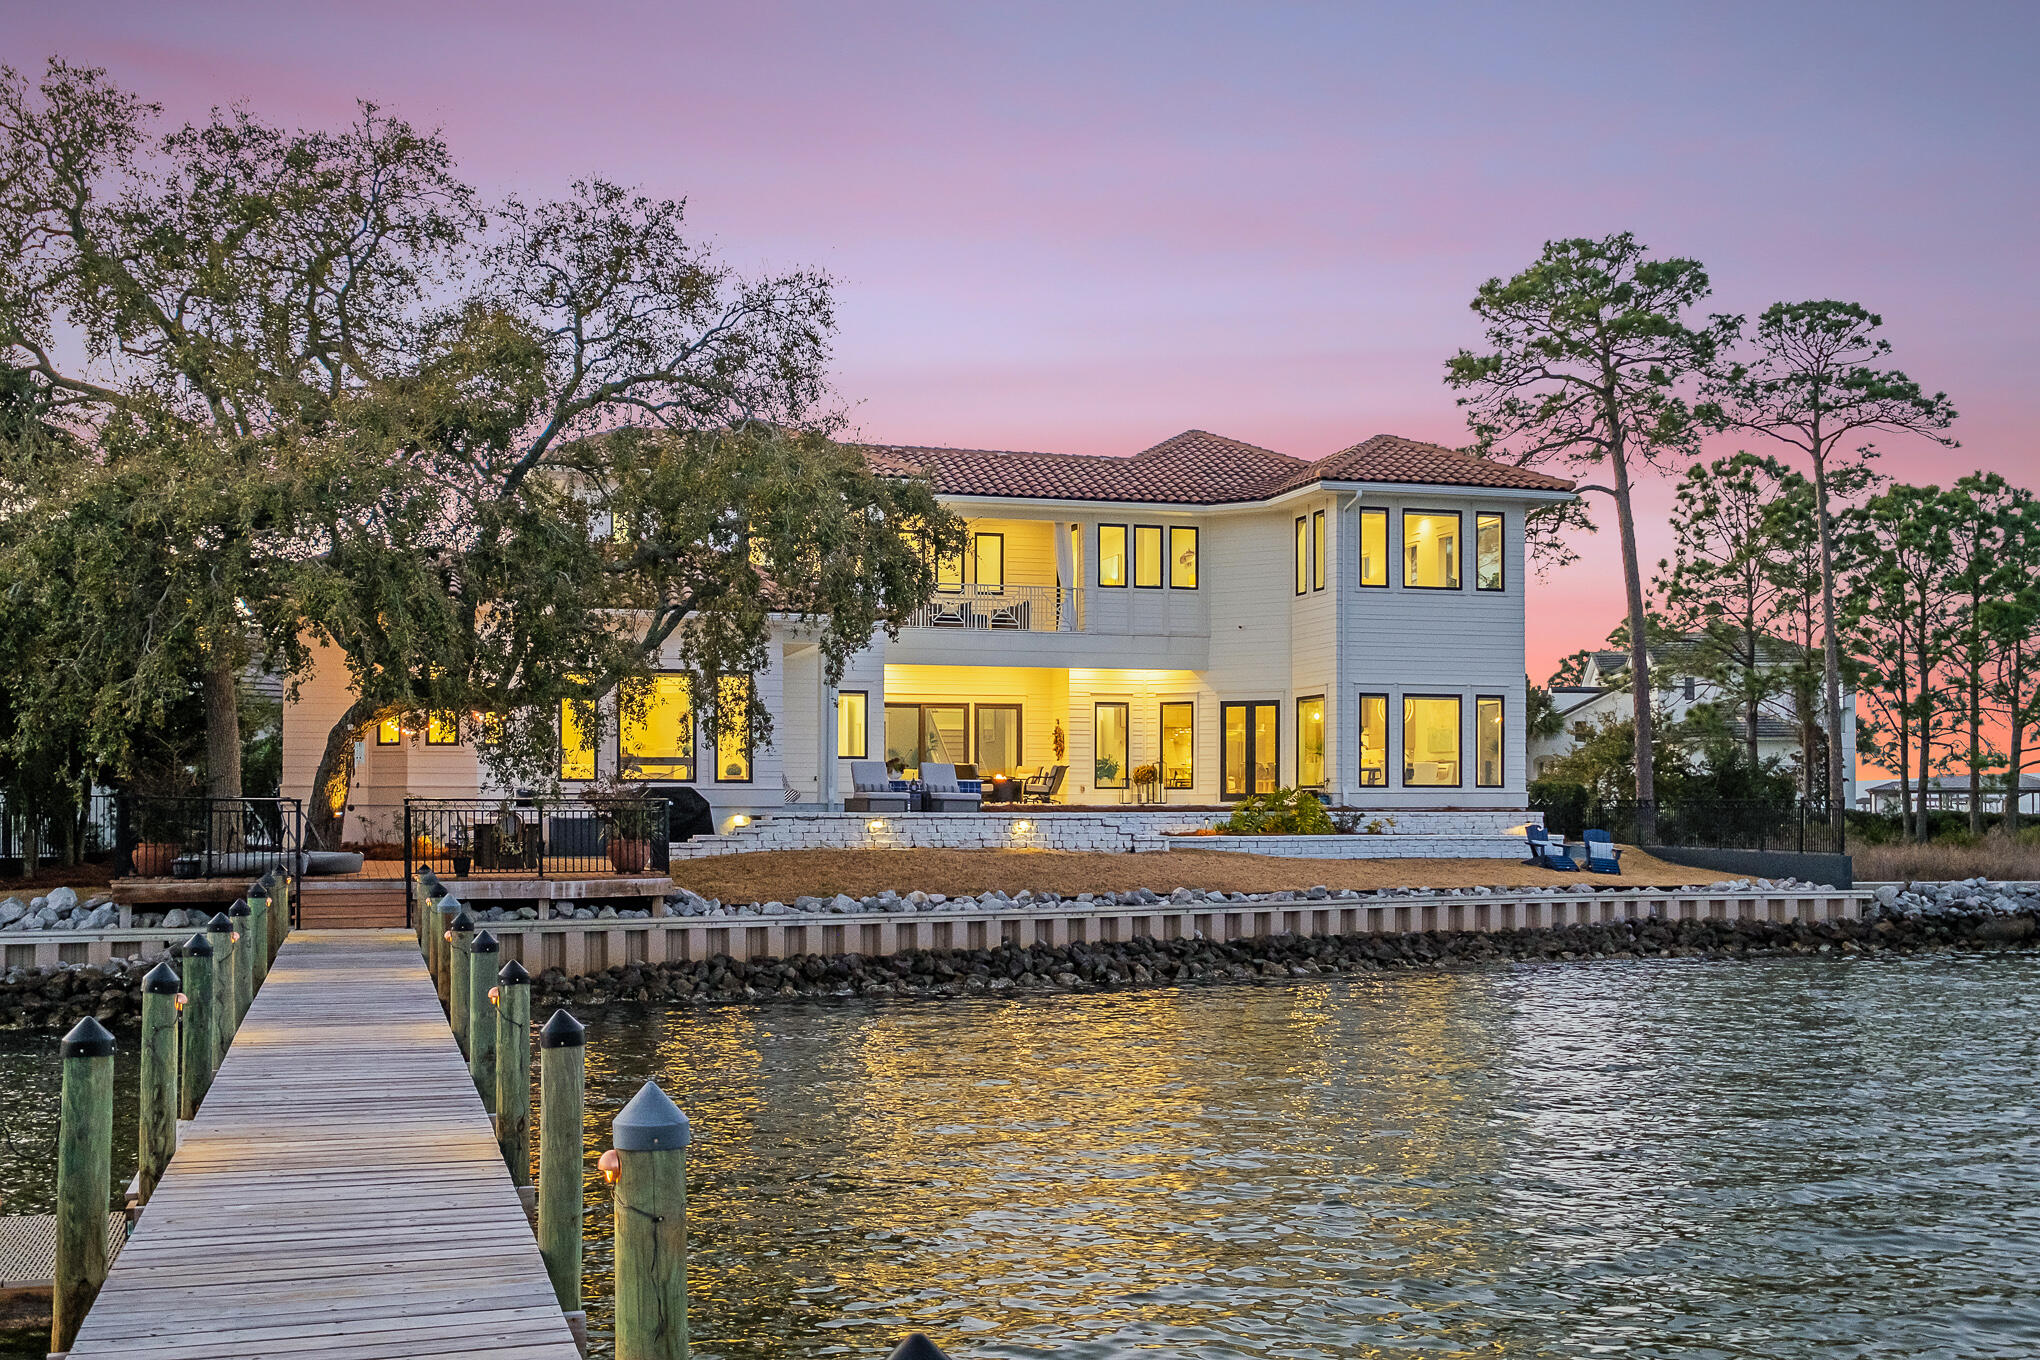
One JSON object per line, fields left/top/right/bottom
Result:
{"left": 1131, "top": 762, "right": 1161, "bottom": 803}
{"left": 128, "top": 767, "right": 194, "bottom": 877}
{"left": 448, "top": 826, "right": 472, "bottom": 878}
{"left": 585, "top": 778, "right": 658, "bottom": 874}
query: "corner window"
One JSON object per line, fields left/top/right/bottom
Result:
{"left": 1297, "top": 696, "right": 1326, "bottom": 787}
{"left": 714, "top": 676, "right": 753, "bottom": 782}
{"left": 974, "top": 533, "right": 1005, "bottom": 592}
{"left": 837, "top": 691, "right": 868, "bottom": 760}
{"left": 1357, "top": 693, "right": 1387, "bottom": 786}
{"left": 559, "top": 697, "right": 596, "bottom": 780}
{"left": 1294, "top": 517, "right": 1309, "bottom": 595}
{"left": 1403, "top": 510, "right": 1462, "bottom": 589}
{"left": 1094, "top": 702, "right": 1129, "bottom": 789}
{"left": 1402, "top": 695, "right": 1462, "bottom": 786}
{"left": 375, "top": 716, "right": 401, "bottom": 746}
{"left": 1476, "top": 513, "right": 1504, "bottom": 591}
{"left": 1161, "top": 701, "right": 1194, "bottom": 788}
{"left": 1476, "top": 695, "right": 1504, "bottom": 787}
{"left": 1099, "top": 525, "right": 1128, "bottom": 588}
{"left": 1169, "top": 526, "right": 1198, "bottom": 588}
{"left": 425, "top": 711, "right": 460, "bottom": 746}
{"left": 621, "top": 675, "right": 696, "bottom": 781}
{"left": 1312, "top": 510, "right": 1326, "bottom": 591}
{"left": 1133, "top": 525, "right": 1163, "bottom": 588}
{"left": 1358, "top": 508, "right": 1388, "bottom": 588}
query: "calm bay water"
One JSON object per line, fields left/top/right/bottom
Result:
{"left": 5, "top": 953, "right": 2039, "bottom": 1358}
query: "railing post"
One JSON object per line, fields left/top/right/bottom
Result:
{"left": 448, "top": 910, "right": 475, "bottom": 1056}
{"left": 228, "top": 897, "right": 255, "bottom": 1024}
{"left": 205, "top": 912, "right": 236, "bottom": 1067}
{"left": 52, "top": 1017, "right": 116, "bottom": 1354}
{"left": 495, "top": 960, "right": 532, "bottom": 1182}
{"left": 138, "top": 960, "right": 181, "bottom": 1204}
{"left": 605, "top": 1081, "right": 692, "bottom": 1360}
{"left": 175, "top": 934, "right": 216, "bottom": 1119}
{"left": 469, "top": 930, "right": 500, "bottom": 1113}
{"left": 538, "top": 1009, "right": 586, "bottom": 1315}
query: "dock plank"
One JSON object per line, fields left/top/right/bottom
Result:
{"left": 65, "top": 930, "right": 580, "bottom": 1360}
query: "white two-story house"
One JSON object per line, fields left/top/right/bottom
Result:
{"left": 283, "top": 429, "right": 1575, "bottom": 839}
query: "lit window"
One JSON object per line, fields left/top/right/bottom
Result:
{"left": 375, "top": 716, "right": 401, "bottom": 746}
{"left": 975, "top": 705, "right": 1022, "bottom": 776}
{"left": 1133, "top": 525, "right": 1163, "bottom": 588}
{"left": 973, "top": 533, "right": 1004, "bottom": 592}
{"left": 1357, "top": 694, "right": 1387, "bottom": 786}
{"left": 715, "top": 676, "right": 753, "bottom": 782}
{"left": 1094, "top": 702, "right": 1129, "bottom": 788}
{"left": 1477, "top": 695, "right": 1504, "bottom": 786}
{"left": 837, "top": 691, "right": 868, "bottom": 760}
{"left": 1222, "top": 701, "right": 1280, "bottom": 798}
{"left": 1359, "top": 509, "right": 1388, "bottom": 587}
{"left": 1402, "top": 695, "right": 1461, "bottom": 786}
{"left": 1476, "top": 513, "right": 1504, "bottom": 591}
{"left": 621, "top": 676, "right": 695, "bottom": 780}
{"left": 1294, "top": 517, "right": 1308, "bottom": 595}
{"left": 426, "top": 711, "right": 460, "bottom": 746}
{"left": 1161, "top": 701, "right": 1194, "bottom": 788}
{"left": 1298, "top": 696, "right": 1325, "bottom": 786}
{"left": 1169, "top": 526, "right": 1198, "bottom": 588}
{"left": 935, "top": 547, "right": 964, "bottom": 591}
{"left": 1403, "top": 511, "right": 1461, "bottom": 589}
{"left": 559, "top": 697, "right": 596, "bottom": 780}
{"left": 1312, "top": 510, "right": 1326, "bottom": 591}
{"left": 1099, "top": 525, "right": 1127, "bottom": 588}
{"left": 477, "top": 712, "right": 504, "bottom": 746}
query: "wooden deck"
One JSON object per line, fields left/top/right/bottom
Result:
{"left": 62, "top": 930, "right": 581, "bottom": 1360}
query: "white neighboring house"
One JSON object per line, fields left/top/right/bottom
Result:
{"left": 1529, "top": 637, "right": 1857, "bottom": 805}
{"left": 282, "top": 430, "right": 1576, "bottom": 838}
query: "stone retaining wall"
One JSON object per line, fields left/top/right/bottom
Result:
{"left": 1173, "top": 834, "right": 1530, "bottom": 859}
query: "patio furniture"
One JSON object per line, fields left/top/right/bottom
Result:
{"left": 1524, "top": 825, "right": 1576, "bottom": 871}
{"left": 920, "top": 763, "right": 983, "bottom": 812}
{"left": 1020, "top": 765, "right": 1067, "bottom": 804}
{"left": 981, "top": 598, "right": 1031, "bottom": 630}
{"left": 1581, "top": 829, "right": 1623, "bottom": 874}
{"left": 984, "top": 775, "right": 1017, "bottom": 804}
{"left": 925, "top": 597, "right": 972, "bottom": 627}
{"left": 846, "top": 760, "right": 913, "bottom": 813}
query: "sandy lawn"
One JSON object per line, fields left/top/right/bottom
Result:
{"left": 669, "top": 846, "right": 1723, "bottom": 904}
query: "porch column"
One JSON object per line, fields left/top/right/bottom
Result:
{"left": 820, "top": 679, "right": 839, "bottom": 808}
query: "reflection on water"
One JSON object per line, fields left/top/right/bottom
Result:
{"left": 4, "top": 955, "right": 2039, "bottom": 1358}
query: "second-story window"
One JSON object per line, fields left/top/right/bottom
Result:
{"left": 1476, "top": 512, "right": 1504, "bottom": 591}
{"left": 1403, "top": 510, "right": 1461, "bottom": 589}
{"left": 1134, "top": 525, "right": 1163, "bottom": 588}
{"left": 1099, "top": 525, "right": 1128, "bottom": 587}
{"left": 1312, "top": 509, "right": 1326, "bottom": 591}
{"left": 1294, "top": 516, "right": 1308, "bottom": 595}
{"left": 1169, "top": 526, "right": 1198, "bottom": 588}
{"left": 935, "top": 547, "right": 965, "bottom": 591}
{"left": 1358, "top": 508, "right": 1388, "bottom": 587}
{"left": 974, "top": 532, "right": 1004, "bottom": 593}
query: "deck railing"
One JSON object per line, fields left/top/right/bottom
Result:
{"left": 118, "top": 796, "right": 304, "bottom": 879}
{"left": 905, "top": 583, "right": 1084, "bottom": 633}
{"left": 403, "top": 797, "right": 672, "bottom": 882}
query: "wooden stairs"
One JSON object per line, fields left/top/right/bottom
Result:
{"left": 296, "top": 879, "right": 410, "bottom": 930}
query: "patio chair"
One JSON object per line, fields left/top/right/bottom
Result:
{"left": 919, "top": 763, "right": 982, "bottom": 812}
{"left": 1581, "top": 829, "right": 1623, "bottom": 874}
{"left": 1524, "top": 825, "right": 1576, "bottom": 871}
{"left": 925, "top": 597, "right": 971, "bottom": 627}
{"left": 1021, "top": 765, "right": 1067, "bottom": 804}
{"left": 845, "top": 760, "right": 912, "bottom": 813}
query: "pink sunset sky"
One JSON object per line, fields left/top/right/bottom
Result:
{"left": 15, "top": 3, "right": 2038, "bottom": 720}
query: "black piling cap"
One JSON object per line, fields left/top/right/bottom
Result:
{"left": 886, "top": 1334, "right": 953, "bottom": 1360}
{"left": 426, "top": 881, "right": 449, "bottom": 903}
{"left": 60, "top": 1015, "right": 117, "bottom": 1059}
{"left": 498, "top": 959, "right": 531, "bottom": 986}
{"left": 417, "top": 866, "right": 441, "bottom": 886}
{"left": 539, "top": 1009, "right": 585, "bottom": 1048}
{"left": 141, "top": 961, "right": 181, "bottom": 994}
{"left": 227, "top": 898, "right": 251, "bottom": 918}
{"left": 179, "top": 932, "right": 214, "bottom": 958}
{"left": 472, "top": 929, "right": 500, "bottom": 954}
{"left": 449, "top": 910, "right": 475, "bottom": 934}
{"left": 206, "top": 912, "right": 233, "bottom": 933}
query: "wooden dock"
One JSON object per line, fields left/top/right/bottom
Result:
{"left": 61, "top": 930, "right": 582, "bottom": 1360}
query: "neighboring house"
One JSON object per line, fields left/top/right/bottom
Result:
{"left": 1858, "top": 774, "right": 2040, "bottom": 816}
{"left": 1528, "top": 635, "right": 1857, "bottom": 805}
{"left": 282, "top": 429, "right": 1574, "bottom": 838}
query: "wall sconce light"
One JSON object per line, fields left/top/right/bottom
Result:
{"left": 1013, "top": 820, "right": 1034, "bottom": 834}
{"left": 731, "top": 815, "right": 751, "bottom": 828}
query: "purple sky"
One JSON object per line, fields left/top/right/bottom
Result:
{"left": 17, "top": 2, "right": 2039, "bottom": 695}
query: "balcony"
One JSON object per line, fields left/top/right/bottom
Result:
{"left": 905, "top": 584, "right": 1084, "bottom": 633}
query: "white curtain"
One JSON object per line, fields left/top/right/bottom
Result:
{"left": 1055, "top": 522, "right": 1077, "bottom": 631}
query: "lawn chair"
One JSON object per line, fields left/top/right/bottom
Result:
{"left": 920, "top": 763, "right": 982, "bottom": 812}
{"left": 845, "top": 760, "right": 912, "bottom": 813}
{"left": 1021, "top": 765, "right": 1067, "bottom": 804}
{"left": 1524, "top": 825, "right": 1577, "bottom": 871}
{"left": 1581, "top": 829, "right": 1623, "bottom": 874}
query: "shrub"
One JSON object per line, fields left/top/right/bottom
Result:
{"left": 1221, "top": 788, "right": 1335, "bottom": 836}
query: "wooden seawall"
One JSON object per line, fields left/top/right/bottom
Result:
{"left": 60, "top": 931, "right": 581, "bottom": 1360}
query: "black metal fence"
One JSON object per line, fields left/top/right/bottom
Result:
{"left": 403, "top": 797, "right": 672, "bottom": 882}
{"left": 118, "top": 796, "right": 305, "bottom": 879}
{"left": 1531, "top": 794, "right": 1843, "bottom": 854}
{"left": 0, "top": 791, "right": 122, "bottom": 875}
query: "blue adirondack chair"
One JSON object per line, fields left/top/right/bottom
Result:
{"left": 1525, "top": 825, "right": 1577, "bottom": 870}
{"left": 1581, "top": 829, "right": 1622, "bottom": 874}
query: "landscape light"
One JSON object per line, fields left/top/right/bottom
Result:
{"left": 731, "top": 814, "right": 751, "bottom": 828}
{"left": 1013, "top": 820, "right": 1033, "bottom": 834}
{"left": 175, "top": 993, "right": 187, "bottom": 1012}
{"left": 868, "top": 818, "right": 885, "bottom": 832}
{"left": 599, "top": 1147, "right": 620, "bottom": 1184}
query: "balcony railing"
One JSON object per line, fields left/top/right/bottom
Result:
{"left": 906, "top": 584, "right": 1084, "bottom": 633}
{"left": 404, "top": 797, "right": 671, "bottom": 881}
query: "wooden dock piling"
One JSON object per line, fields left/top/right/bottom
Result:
{"left": 228, "top": 898, "right": 255, "bottom": 1023}
{"left": 469, "top": 929, "right": 500, "bottom": 1113}
{"left": 448, "top": 909, "right": 475, "bottom": 1055}
{"left": 176, "top": 933, "right": 216, "bottom": 1120}
{"left": 52, "top": 1017, "right": 115, "bottom": 1354}
{"left": 496, "top": 960, "right": 533, "bottom": 1184}
{"left": 204, "top": 913, "right": 235, "bottom": 1067}
{"left": 538, "top": 1008, "right": 586, "bottom": 1315}
{"left": 609, "top": 1080, "right": 693, "bottom": 1360}
{"left": 137, "top": 961, "right": 180, "bottom": 1204}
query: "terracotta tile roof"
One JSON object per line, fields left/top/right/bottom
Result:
{"left": 860, "top": 429, "right": 1572, "bottom": 505}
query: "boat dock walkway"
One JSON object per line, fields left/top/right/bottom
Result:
{"left": 60, "top": 930, "right": 581, "bottom": 1360}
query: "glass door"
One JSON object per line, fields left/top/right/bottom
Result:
{"left": 1221, "top": 702, "right": 1280, "bottom": 799}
